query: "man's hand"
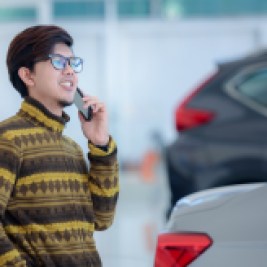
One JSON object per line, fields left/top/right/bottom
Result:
{"left": 78, "top": 94, "right": 109, "bottom": 146}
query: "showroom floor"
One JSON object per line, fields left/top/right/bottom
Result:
{"left": 95, "top": 160, "right": 170, "bottom": 267}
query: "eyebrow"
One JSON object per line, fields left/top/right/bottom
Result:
{"left": 49, "top": 53, "right": 75, "bottom": 58}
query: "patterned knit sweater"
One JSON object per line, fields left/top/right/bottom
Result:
{"left": 0, "top": 97, "right": 119, "bottom": 267}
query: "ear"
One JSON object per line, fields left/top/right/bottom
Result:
{"left": 18, "top": 67, "right": 35, "bottom": 87}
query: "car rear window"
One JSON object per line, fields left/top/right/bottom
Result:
{"left": 235, "top": 67, "right": 267, "bottom": 107}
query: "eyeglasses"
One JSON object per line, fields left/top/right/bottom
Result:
{"left": 36, "top": 54, "right": 83, "bottom": 73}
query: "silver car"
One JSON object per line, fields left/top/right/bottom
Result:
{"left": 154, "top": 183, "right": 267, "bottom": 267}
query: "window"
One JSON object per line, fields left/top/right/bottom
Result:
{"left": 53, "top": 0, "right": 105, "bottom": 19}
{"left": 0, "top": 7, "right": 36, "bottom": 22}
{"left": 236, "top": 69, "right": 267, "bottom": 107}
{"left": 162, "top": 0, "right": 267, "bottom": 18}
{"left": 118, "top": 0, "right": 150, "bottom": 18}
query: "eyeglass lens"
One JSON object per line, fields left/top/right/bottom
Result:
{"left": 50, "top": 55, "right": 83, "bottom": 73}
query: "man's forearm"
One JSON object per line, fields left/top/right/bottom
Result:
{"left": 88, "top": 139, "right": 119, "bottom": 230}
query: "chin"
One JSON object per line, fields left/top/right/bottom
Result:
{"left": 59, "top": 99, "right": 73, "bottom": 108}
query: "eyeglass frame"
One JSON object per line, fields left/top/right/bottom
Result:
{"left": 34, "top": 53, "right": 83, "bottom": 73}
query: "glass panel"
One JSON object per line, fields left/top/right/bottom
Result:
{"left": 163, "top": 0, "right": 267, "bottom": 18}
{"left": 54, "top": 0, "right": 105, "bottom": 19}
{"left": 0, "top": 7, "right": 36, "bottom": 22}
{"left": 237, "top": 69, "right": 267, "bottom": 107}
{"left": 118, "top": 0, "right": 150, "bottom": 17}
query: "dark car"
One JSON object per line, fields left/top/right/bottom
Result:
{"left": 166, "top": 49, "right": 267, "bottom": 216}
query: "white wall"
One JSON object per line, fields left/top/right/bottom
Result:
{"left": 0, "top": 17, "right": 267, "bottom": 163}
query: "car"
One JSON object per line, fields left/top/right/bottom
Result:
{"left": 154, "top": 182, "right": 267, "bottom": 267}
{"left": 165, "top": 49, "right": 267, "bottom": 217}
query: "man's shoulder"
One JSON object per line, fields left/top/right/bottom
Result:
{"left": 0, "top": 113, "right": 26, "bottom": 138}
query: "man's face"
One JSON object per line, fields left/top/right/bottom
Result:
{"left": 29, "top": 43, "right": 79, "bottom": 113}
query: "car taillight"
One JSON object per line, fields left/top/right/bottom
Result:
{"left": 154, "top": 233, "right": 212, "bottom": 267}
{"left": 176, "top": 73, "right": 217, "bottom": 132}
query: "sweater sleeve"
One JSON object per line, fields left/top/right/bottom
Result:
{"left": 88, "top": 137, "right": 119, "bottom": 230}
{"left": 0, "top": 138, "right": 27, "bottom": 267}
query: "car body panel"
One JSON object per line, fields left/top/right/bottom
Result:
{"left": 163, "top": 183, "right": 267, "bottom": 266}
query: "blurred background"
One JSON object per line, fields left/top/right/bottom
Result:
{"left": 1, "top": 0, "right": 267, "bottom": 266}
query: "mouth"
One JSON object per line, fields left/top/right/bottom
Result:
{"left": 60, "top": 80, "right": 74, "bottom": 88}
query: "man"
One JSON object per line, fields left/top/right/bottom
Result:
{"left": 0, "top": 25, "right": 119, "bottom": 267}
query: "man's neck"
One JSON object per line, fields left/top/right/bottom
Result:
{"left": 28, "top": 95, "right": 63, "bottom": 117}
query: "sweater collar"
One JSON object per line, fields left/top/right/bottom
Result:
{"left": 19, "top": 97, "right": 70, "bottom": 133}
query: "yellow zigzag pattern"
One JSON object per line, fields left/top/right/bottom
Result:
{"left": 17, "top": 172, "right": 88, "bottom": 186}
{"left": 0, "top": 168, "right": 16, "bottom": 183}
{"left": 5, "top": 221, "right": 94, "bottom": 235}
{"left": 0, "top": 249, "right": 25, "bottom": 266}
{"left": 89, "top": 182, "right": 119, "bottom": 197}
{"left": 2, "top": 128, "right": 45, "bottom": 140}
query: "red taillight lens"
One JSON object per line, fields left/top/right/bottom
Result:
{"left": 176, "top": 107, "right": 214, "bottom": 131}
{"left": 175, "top": 73, "right": 217, "bottom": 132}
{"left": 154, "top": 233, "right": 212, "bottom": 267}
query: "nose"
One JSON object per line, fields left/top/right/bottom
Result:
{"left": 63, "top": 60, "right": 74, "bottom": 75}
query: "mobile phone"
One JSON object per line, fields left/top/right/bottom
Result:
{"left": 74, "top": 87, "right": 93, "bottom": 121}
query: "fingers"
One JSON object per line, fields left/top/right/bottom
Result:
{"left": 78, "top": 111, "right": 85, "bottom": 122}
{"left": 81, "top": 95, "right": 106, "bottom": 114}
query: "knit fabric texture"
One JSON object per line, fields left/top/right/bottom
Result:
{"left": 0, "top": 97, "right": 119, "bottom": 267}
